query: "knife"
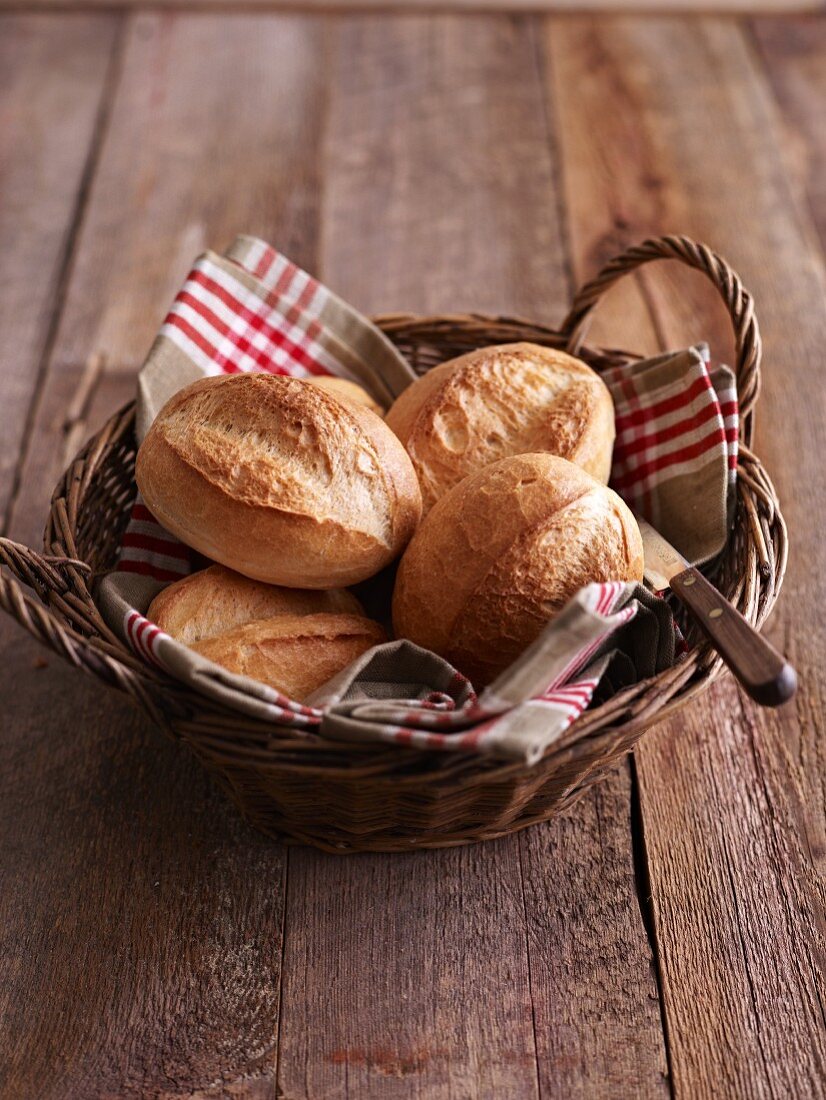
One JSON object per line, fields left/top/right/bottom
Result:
{"left": 637, "top": 516, "right": 797, "bottom": 706}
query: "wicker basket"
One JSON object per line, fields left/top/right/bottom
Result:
{"left": 0, "top": 236, "right": 787, "bottom": 852}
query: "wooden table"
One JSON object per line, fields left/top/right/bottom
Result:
{"left": 1, "top": 9, "right": 824, "bottom": 1098}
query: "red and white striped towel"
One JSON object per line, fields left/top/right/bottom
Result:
{"left": 161, "top": 251, "right": 345, "bottom": 380}
{"left": 604, "top": 343, "right": 738, "bottom": 564}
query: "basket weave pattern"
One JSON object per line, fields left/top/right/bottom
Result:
{"left": 0, "top": 237, "right": 787, "bottom": 852}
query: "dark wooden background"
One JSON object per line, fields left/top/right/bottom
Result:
{"left": 0, "top": 9, "right": 824, "bottom": 1098}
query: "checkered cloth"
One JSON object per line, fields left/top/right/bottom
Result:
{"left": 134, "top": 235, "right": 414, "bottom": 441}
{"left": 98, "top": 236, "right": 737, "bottom": 764}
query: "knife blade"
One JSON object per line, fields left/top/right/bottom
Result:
{"left": 636, "top": 515, "right": 797, "bottom": 707}
{"left": 637, "top": 515, "right": 691, "bottom": 593}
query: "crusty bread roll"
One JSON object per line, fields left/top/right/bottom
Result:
{"left": 147, "top": 564, "right": 363, "bottom": 646}
{"left": 385, "top": 342, "right": 615, "bottom": 514}
{"left": 305, "top": 376, "right": 384, "bottom": 416}
{"left": 135, "top": 374, "right": 422, "bottom": 587}
{"left": 191, "top": 613, "right": 386, "bottom": 701}
{"left": 392, "top": 453, "right": 643, "bottom": 687}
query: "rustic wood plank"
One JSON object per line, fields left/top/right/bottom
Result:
{"left": 0, "top": 13, "right": 330, "bottom": 1097}
{"left": 278, "top": 842, "right": 541, "bottom": 1099}
{"left": 275, "top": 16, "right": 668, "bottom": 1098}
{"left": 544, "top": 14, "right": 826, "bottom": 1097}
{"left": 0, "top": 13, "right": 117, "bottom": 527}
{"left": 0, "top": 631, "right": 287, "bottom": 1100}
{"left": 751, "top": 16, "right": 826, "bottom": 251}
{"left": 520, "top": 778, "right": 671, "bottom": 1097}
{"left": 540, "top": 16, "right": 736, "bottom": 365}
{"left": 49, "top": 11, "right": 327, "bottom": 383}
{"left": 319, "top": 16, "right": 568, "bottom": 320}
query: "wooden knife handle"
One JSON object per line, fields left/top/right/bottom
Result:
{"left": 670, "top": 567, "right": 796, "bottom": 706}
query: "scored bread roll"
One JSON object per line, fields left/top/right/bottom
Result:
{"left": 386, "top": 342, "right": 615, "bottom": 514}
{"left": 135, "top": 374, "right": 422, "bottom": 587}
{"left": 392, "top": 453, "right": 643, "bottom": 687}
{"left": 191, "top": 613, "right": 386, "bottom": 701}
{"left": 147, "top": 564, "right": 363, "bottom": 646}
{"left": 305, "top": 375, "right": 384, "bottom": 416}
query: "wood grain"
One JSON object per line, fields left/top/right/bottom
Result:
{"left": 320, "top": 16, "right": 566, "bottom": 320}
{"left": 278, "top": 843, "right": 541, "bottom": 1099}
{"left": 541, "top": 17, "right": 736, "bottom": 365}
{"left": 0, "top": 14, "right": 117, "bottom": 527}
{"left": 752, "top": 16, "right": 826, "bottom": 250}
{"left": 275, "top": 16, "right": 668, "bottom": 1098}
{"left": 544, "top": 15, "right": 826, "bottom": 1096}
{"left": 49, "top": 10, "right": 327, "bottom": 383}
{"left": 0, "top": 13, "right": 331, "bottom": 1097}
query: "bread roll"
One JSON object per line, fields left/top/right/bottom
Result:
{"left": 191, "top": 613, "right": 386, "bottom": 701}
{"left": 135, "top": 374, "right": 422, "bottom": 587}
{"left": 305, "top": 375, "right": 384, "bottom": 416}
{"left": 392, "top": 453, "right": 643, "bottom": 687}
{"left": 386, "top": 342, "right": 615, "bottom": 514}
{"left": 147, "top": 564, "right": 363, "bottom": 646}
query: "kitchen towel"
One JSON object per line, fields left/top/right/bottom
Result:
{"left": 604, "top": 344, "right": 738, "bottom": 564}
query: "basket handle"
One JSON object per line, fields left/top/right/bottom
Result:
{"left": 560, "top": 235, "right": 761, "bottom": 439}
{"left": 0, "top": 537, "right": 106, "bottom": 664}
{"left": 0, "top": 537, "right": 171, "bottom": 723}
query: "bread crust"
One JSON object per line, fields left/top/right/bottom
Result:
{"left": 191, "top": 612, "right": 386, "bottom": 701}
{"left": 385, "top": 343, "right": 615, "bottom": 514}
{"left": 135, "top": 374, "right": 422, "bottom": 587}
{"left": 392, "top": 453, "right": 643, "bottom": 687}
{"left": 147, "top": 564, "right": 363, "bottom": 646}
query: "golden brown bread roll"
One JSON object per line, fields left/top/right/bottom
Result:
{"left": 191, "top": 613, "right": 386, "bottom": 701}
{"left": 135, "top": 374, "right": 422, "bottom": 587}
{"left": 147, "top": 564, "right": 363, "bottom": 646}
{"left": 392, "top": 453, "right": 643, "bottom": 687}
{"left": 305, "top": 375, "right": 384, "bottom": 416}
{"left": 385, "top": 342, "right": 615, "bottom": 514}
